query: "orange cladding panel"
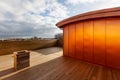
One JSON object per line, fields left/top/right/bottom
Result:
{"left": 75, "top": 22, "right": 83, "bottom": 60}
{"left": 63, "top": 26, "right": 69, "bottom": 56}
{"left": 93, "top": 19, "right": 106, "bottom": 65}
{"left": 69, "top": 24, "right": 75, "bottom": 58}
{"left": 63, "top": 17, "right": 120, "bottom": 69}
{"left": 83, "top": 20, "right": 93, "bottom": 62}
{"left": 106, "top": 18, "right": 120, "bottom": 69}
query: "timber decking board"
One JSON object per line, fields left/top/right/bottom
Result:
{"left": 0, "top": 47, "right": 120, "bottom": 80}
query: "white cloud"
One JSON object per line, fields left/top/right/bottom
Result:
{"left": 94, "top": 0, "right": 120, "bottom": 9}
{"left": 66, "top": 0, "right": 96, "bottom": 4}
{"left": 66, "top": 0, "right": 120, "bottom": 5}
{"left": 0, "top": 0, "right": 67, "bottom": 38}
{"left": 0, "top": 0, "right": 69, "bottom": 25}
{"left": 66, "top": 0, "right": 120, "bottom": 17}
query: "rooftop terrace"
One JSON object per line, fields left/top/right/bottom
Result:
{"left": 0, "top": 47, "right": 120, "bottom": 80}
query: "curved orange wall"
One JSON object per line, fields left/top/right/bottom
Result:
{"left": 63, "top": 17, "right": 120, "bottom": 69}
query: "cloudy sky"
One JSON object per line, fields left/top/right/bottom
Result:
{"left": 0, "top": 0, "right": 120, "bottom": 39}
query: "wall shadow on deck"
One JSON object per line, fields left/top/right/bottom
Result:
{"left": 34, "top": 47, "right": 63, "bottom": 55}
{"left": 0, "top": 68, "right": 15, "bottom": 77}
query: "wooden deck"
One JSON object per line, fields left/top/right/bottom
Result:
{"left": 0, "top": 47, "right": 120, "bottom": 80}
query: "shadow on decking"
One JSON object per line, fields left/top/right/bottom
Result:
{"left": 0, "top": 68, "right": 15, "bottom": 77}
{"left": 34, "top": 47, "right": 62, "bottom": 55}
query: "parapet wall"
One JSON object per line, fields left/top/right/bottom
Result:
{"left": 0, "top": 39, "right": 57, "bottom": 55}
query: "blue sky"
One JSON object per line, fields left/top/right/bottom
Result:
{"left": 0, "top": 0, "right": 120, "bottom": 39}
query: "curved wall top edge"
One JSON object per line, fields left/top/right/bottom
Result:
{"left": 56, "top": 7, "right": 120, "bottom": 28}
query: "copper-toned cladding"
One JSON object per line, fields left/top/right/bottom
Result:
{"left": 106, "top": 18, "right": 120, "bottom": 69}
{"left": 75, "top": 22, "right": 83, "bottom": 60}
{"left": 83, "top": 20, "right": 93, "bottom": 62}
{"left": 93, "top": 19, "right": 106, "bottom": 65}
{"left": 56, "top": 7, "right": 120, "bottom": 69}
{"left": 63, "top": 26, "right": 69, "bottom": 56}
{"left": 68, "top": 24, "right": 76, "bottom": 58}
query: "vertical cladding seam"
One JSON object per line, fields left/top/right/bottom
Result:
{"left": 75, "top": 23, "right": 76, "bottom": 58}
{"left": 105, "top": 18, "right": 107, "bottom": 66}
{"left": 105, "top": 18, "right": 107, "bottom": 79}
{"left": 63, "top": 26, "right": 64, "bottom": 56}
{"left": 83, "top": 21, "right": 84, "bottom": 60}
{"left": 93, "top": 19, "right": 94, "bottom": 63}
{"left": 68, "top": 25, "right": 69, "bottom": 57}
